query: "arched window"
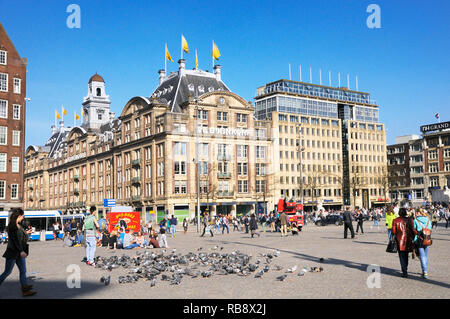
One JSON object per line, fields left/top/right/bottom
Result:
{"left": 96, "top": 88, "right": 101, "bottom": 96}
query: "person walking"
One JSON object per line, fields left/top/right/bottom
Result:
{"left": 392, "top": 208, "right": 416, "bottom": 278}
{"left": 355, "top": 210, "right": 364, "bottom": 235}
{"left": 260, "top": 215, "right": 267, "bottom": 233}
{"left": 385, "top": 207, "right": 398, "bottom": 241}
{"left": 244, "top": 215, "right": 250, "bottom": 234}
{"left": 431, "top": 211, "right": 438, "bottom": 229}
{"left": 445, "top": 209, "right": 450, "bottom": 229}
{"left": 249, "top": 214, "right": 260, "bottom": 238}
{"left": 270, "top": 213, "right": 276, "bottom": 232}
{"left": 343, "top": 207, "right": 355, "bottom": 239}
{"left": 279, "top": 211, "right": 288, "bottom": 237}
{"left": 183, "top": 218, "right": 188, "bottom": 234}
{"left": 200, "top": 214, "right": 213, "bottom": 237}
{"left": 83, "top": 206, "right": 99, "bottom": 266}
{"left": 170, "top": 215, "right": 177, "bottom": 238}
{"left": 413, "top": 211, "right": 432, "bottom": 279}
{"left": 233, "top": 218, "right": 239, "bottom": 231}
{"left": 53, "top": 222, "right": 61, "bottom": 240}
{"left": 221, "top": 215, "right": 230, "bottom": 234}
{"left": 0, "top": 208, "right": 36, "bottom": 296}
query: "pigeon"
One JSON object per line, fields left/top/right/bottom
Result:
{"left": 255, "top": 270, "right": 264, "bottom": 278}
{"left": 150, "top": 277, "right": 156, "bottom": 287}
{"left": 274, "top": 250, "right": 280, "bottom": 257}
{"left": 100, "top": 275, "right": 110, "bottom": 286}
{"left": 276, "top": 275, "right": 288, "bottom": 281}
{"left": 286, "top": 265, "right": 297, "bottom": 273}
{"left": 273, "top": 265, "right": 283, "bottom": 271}
{"left": 263, "top": 265, "right": 270, "bottom": 273}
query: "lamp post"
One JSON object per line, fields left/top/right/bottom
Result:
{"left": 194, "top": 98, "right": 203, "bottom": 232}
{"left": 297, "top": 124, "right": 305, "bottom": 210}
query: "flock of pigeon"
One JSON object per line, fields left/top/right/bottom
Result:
{"left": 94, "top": 246, "right": 324, "bottom": 287}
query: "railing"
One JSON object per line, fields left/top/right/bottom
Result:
{"left": 131, "top": 195, "right": 141, "bottom": 202}
{"left": 132, "top": 159, "right": 140, "bottom": 166}
{"left": 217, "top": 154, "right": 231, "bottom": 161}
{"left": 73, "top": 175, "right": 79, "bottom": 181}
{"left": 217, "top": 172, "right": 232, "bottom": 178}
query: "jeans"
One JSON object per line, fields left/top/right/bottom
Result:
{"left": 418, "top": 246, "right": 429, "bottom": 274}
{"left": 387, "top": 229, "right": 392, "bottom": 241}
{"left": 398, "top": 251, "right": 409, "bottom": 275}
{"left": 170, "top": 225, "right": 176, "bottom": 237}
{"left": 85, "top": 236, "right": 97, "bottom": 263}
{"left": 222, "top": 224, "right": 229, "bottom": 234}
{"left": 0, "top": 257, "right": 28, "bottom": 287}
{"left": 124, "top": 243, "right": 140, "bottom": 249}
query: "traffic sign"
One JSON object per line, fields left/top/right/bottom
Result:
{"left": 104, "top": 199, "right": 116, "bottom": 207}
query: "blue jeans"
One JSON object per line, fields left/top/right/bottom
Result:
{"left": 387, "top": 229, "right": 392, "bottom": 241}
{"left": 222, "top": 224, "right": 229, "bottom": 234}
{"left": 418, "top": 246, "right": 429, "bottom": 274}
{"left": 170, "top": 225, "right": 176, "bottom": 237}
{"left": 85, "top": 236, "right": 96, "bottom": 263}
{"left": 124, "top": 243, "right": 140, "bottom": 249}
{"left": 0, "top": 257, "right": 28, "bottom": 287}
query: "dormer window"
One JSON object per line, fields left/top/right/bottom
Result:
{"left": 198, "top": 85, "right": 205, "bottom": 93}
{"left": 188, "top": 83, "right": 194, "bottom": 91}
{"left": 0, "top": 51, "right": 6, "bottom": 65}
{"left": 208, "top": 87, "right": 214, "bottom": 92}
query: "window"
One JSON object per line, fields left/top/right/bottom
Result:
{"left": 11, "top": 184, "right": 18, "bottom": 199}
{"left": 429, "top": 163, "right": 438, "bottom": 173}
{"left": 199, "top": 143, "right": 208, "bottom": 157}
{"left": 444, "top": 148, "right": 450, "bottom": 158}
{"left": 157, "top": 162, "right": 164, "bottom": 177}
{"left": 430, "top": 176, "right": 439, "bottom": 187}
{"left": 237, "top": 145, "right": 247, "bottom": 158}
{"left": 12, "top": 131, "right": 20, "bottom": 146}
{"left": 0, "top": 154, "right": 6, "bottom": 172}
{"left": 237, "top": 114, "right": 247, "bottom": 123}
{"left": 174, "top": 161, "right": 186, "bottom": 175}
{"left": 256, "top": 163, "right": 266, "bottom": 176}
{"left": 197, "top": 110, "right": 207, "bottom": 120}
{"left": 256, "top": 146, "right": 265, "bottom": 159}
{"left": 0, "top": 73, "right": 7, "bottom": 92}
{"left": 157, "top": 144, "right": 164, "bottom": 157}
{"left": 13, "top": 78, "right": 21, "bottom": 94}
{"left": 12, "top": 157, "right": 19, "bottom": 173}
{"left": 174, "top": 142, "right": 186, "bottom": 156}
{"left": 0, "top": 127, "right": 6, "bottom": 145}
{"left": 0, "top": 100, "right": 7, "bottom": 118}
{"left": 217, "top": 111, "right": 228, "bottom": 121}
{"left": 0, "top": 181, "right": 5, "bottom": 199}
{"left": 238, "top": 180, "right": 248, "bottom": 193}
{"left": 174, "top": 181, "right": 187, "bottom": 194}
{"left": 237, "top": 163, "right": 248, "bottom": 176}
{"left": 428, "top": 150, "right": 438, "bottom": 160}
{"left": 0, "top": 51, "right": 6, "bottom": 65}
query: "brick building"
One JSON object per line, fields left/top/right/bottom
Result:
{"left": 0, "top": 22, "right": 27, "bottom": 211}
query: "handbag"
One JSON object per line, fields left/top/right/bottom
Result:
{"left": 386, "top": 236, "right": 397, "bottom": 253}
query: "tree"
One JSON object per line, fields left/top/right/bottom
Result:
{"left": 349, "top": 164, "right": 368, "bottom": 209}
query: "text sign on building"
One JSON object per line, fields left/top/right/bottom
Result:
{"left": 65, "top": 152, "right": 86, "bottom": 164}
{"left": 104, "top": 199, "right": 116, "bottom": 207}
{"left": 197, "top": 126, "right": 251, "bottom": 137}
{"left": 420, "top": 121, "right": 450, "bottom": 133}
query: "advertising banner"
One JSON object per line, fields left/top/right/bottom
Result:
{"left": 107, "top": 212, "right": 141, "bottom": 233}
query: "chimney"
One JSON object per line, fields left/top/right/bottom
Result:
{"left": 158, "top": 69, "right": 166, "bottom": 85}
{"left": 59, "top": 121, "right": 64, "bottom": 129}
{"left": 214, "top": 65, "right": 222, "bottom": 81}
{"left": 178, "top": 59, "right": 186, "bottom": 75}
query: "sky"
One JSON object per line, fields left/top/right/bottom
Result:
{"left": 1, "top": 0, "right": 449, "bottom": 147}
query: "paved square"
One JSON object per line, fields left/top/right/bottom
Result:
{"left": 0, "top": 221, "right": 449, "bottom": 299}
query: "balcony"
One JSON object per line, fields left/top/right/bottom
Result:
{"left": 217, "top": 190, "right": 234, "bottom": 197}
{"left": 131, "top": 195, "right": 141, "bottom": 202}
{"left": 73, "top": 175, "right": 79, "bottom": 181}
{"left": 132, "top": 159, "right": 141, "bottom": 167}
{"left": 217, "top": 172, "right": 232, "bottom": 179}
{"left": 131, "top": 177, "right": 141, "bottom": 184}
{"left": 217, "top": 154, "right": 231, "bottom": 161}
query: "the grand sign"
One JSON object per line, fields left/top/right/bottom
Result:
{"left": 420, "top": 121, "right": 450, "bottom": 133}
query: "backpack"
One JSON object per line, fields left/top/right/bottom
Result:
{"left": 418, "top": 219, "right": 432, "bottom": 247}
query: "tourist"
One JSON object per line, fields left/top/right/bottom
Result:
{"left": 355, "top": 210, "right": 364, "bottom": 235}
{"left": 343, "top": 207, "right": 355, "bottom": 239}
{"left": 123, "top": 230, "right": 140, "bottom": 249}
{"left": 260, "top": 215, "right": 267, "bottom": 233}
{"left": 249, "top": 214, "right": 260, "bottom": 238}
{"left": 0, "top": 208, "right": 36, "bottom": 297}
{"left": 445, "top": 209, "right": 450, "bottom": 229}
{"left": 233, "top": 218, "right": 239, "bottom": 231}
{"left": 392, "top": 208, "right": 416, "bottom": 278}
{"left": 244, "top": 215, "right": 250, "bottom": 234}
{"left": 385, "top": 207, "right": 398, "bottom": 241}
{"left": 53, "top": 221, "right": 61, "bottom": 240}
{"left": 431, "top": 211, "right": 438, "bottom": 229}
{"left": 83, "top": 206, "right": 100, "bottom": 266}
{"left": 135, "top": 231, "right": 148, "bottom": 248}
{"left": 270, "top": 213, "right": 276, "bottom": 232}
{"left": 413, "top": 211, "right": 432, "bottom": 279}
{"left": 222, "top": 215, "right": 230, "bottom": 234}
{"left": 183, "top": 218, "right": 188, "bottom": 234}
{"left": 108, "top": 230, "right": 118, "bottom": 250}
{"left": 159, "top": 228, "right": 169, "bottom": 248}
{"left": 279, "top": 211, "right": 288, "bottom": 237}
{"left": 200, "top": 214, "right": 213, "bottom": 237}
{"left": 149, "top": 229, "right": 160, "bottom": 248}
{"left": 170, "top": 215, "right": 177, "bottom": 238}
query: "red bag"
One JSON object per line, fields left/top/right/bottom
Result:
{"left": 418, "top": 220, "right": 432, "bottom": 247}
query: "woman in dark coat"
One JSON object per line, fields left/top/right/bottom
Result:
{"left": 0, "top": 208, "right": 36, "bottom": 296}
{"left": 392, "top": 208, "right": 417, "bottom": 278}
{"left": 249, "top": 214, "right": 260, "bottom": 238}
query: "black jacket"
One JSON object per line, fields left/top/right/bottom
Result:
{"left": 3, "top": 226, "right": 28, "bottom": 259}
{"left": 343, "top": 211, "right": 353, "bottom": 224}
{"left": 249, "top": 217, "right": 258, "bottom": 230}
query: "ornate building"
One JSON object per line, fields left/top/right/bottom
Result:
{"left": 24, "top": 61, "right": 273, "bottom": 222}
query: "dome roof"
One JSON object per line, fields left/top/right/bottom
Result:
{"left": 89, "top": 73, "right": 104, "bottom": 83}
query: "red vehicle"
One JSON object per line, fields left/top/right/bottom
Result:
{"left": 277, "top": 199, "right": 304, "bottom": 230}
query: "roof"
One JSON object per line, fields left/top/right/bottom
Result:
{"left": 151, "top": 69, "right": 230, "bottom": 113}
{"left": 89, "top": 73, "right": 105, "bottom": 83}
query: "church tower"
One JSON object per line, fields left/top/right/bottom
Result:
{"left": 82, "top": 73, "right": 113, "bottom": 130}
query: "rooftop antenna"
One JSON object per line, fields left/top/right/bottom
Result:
{"left": 289, "top": 63, "right": 291, "bottom": 80}
{"left": 329, "top": 71, "right": 331, "bottom": 87}
{"left": 319, "top": 69, "right": 322, "bottom": 85}
{"left": 299, "top": 65, "right": 302, "bottom": 82}
{"left": 309, "top": 67, "right": 312, "bottom": 83}
{"left": 338, "top": 72, "right": 341, "bottom": 87}
{"left": 356, "top": 75, "right": 359, "bottom": 91}
{"left": 347, "top": 74, "right": 350, "bottom": 89}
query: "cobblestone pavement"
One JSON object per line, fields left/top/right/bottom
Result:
{"left": 0, "top": 221, "right": 449, "bottom": 299}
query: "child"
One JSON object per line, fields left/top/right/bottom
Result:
{"left": 158, "top": 228, "right": 169, "bottom": 248}
{"left": 291, "top": 224, "right": 299, "bottom": 236}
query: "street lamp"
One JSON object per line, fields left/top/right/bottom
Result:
{"left": 194, "top": 98, "right": 203, "bottom": 232}
{"left": 297, "top": 124, "right": 305, "bottom": 209}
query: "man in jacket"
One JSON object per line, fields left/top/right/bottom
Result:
{"left": 200, "top": 214, "right": 213, "bottom": 237}
{"left": 392, "top": 208, "right": 417, "bottom": 278}
{"left": 385, "top": 207, "right": 398, "bottom": 241}
{"left": 280, "top": 211, "right": 289, "bottom": 237}
{"left": 355, "top": 210, "right": 364, "bottom": 234}
{"left": 343, "top": 207, "right": 355, "bottom": 239}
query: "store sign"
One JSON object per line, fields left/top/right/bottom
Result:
{"left": 420, "top": 121, "right": 450, "bottom": 133}
{"left": 197, "top": 126, "right": 251, "bottom": 137}
{"left": 65, "top": 152, "right": 86, "bottom": 164}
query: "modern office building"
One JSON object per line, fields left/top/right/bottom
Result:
{"left": 0, "top": 22, "right": 27, "bottom": 211}
{"left": 255, "top": 79, "right": 388, "bottom": 210}
{"left": 24, "top": 61, "right": 273, "bottom": 221}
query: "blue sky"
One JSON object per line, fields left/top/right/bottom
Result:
{"left": 1, "top": 0, "right": 449, "bottom": 147}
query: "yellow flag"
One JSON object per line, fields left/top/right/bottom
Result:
{"left": 165, "top": 45, "right": 173, "bottom": 62}
{"left": 196, "top": 50, "right": 199, "bottom": 69}
{"left": 212, "top": 41, "right": 221, "bottom": 60}
{"left": 182, "top": 35, "right": 189, "bottom": 54}
{"left": 81, "top": 108, "right": 84, "bottom": 116}
{"left": 62, "top": 105, "right": 67, "bottom": 116}
{"left": 56, "top": 110, "right": 61, "bottom": 120}
{"left": 75, "top": 112, "right": 80, "bottom": 121}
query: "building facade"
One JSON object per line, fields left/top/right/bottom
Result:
{"left": 0, "top": 22, "right": 27, "bottom": 211}
{"left": 24, "top": 61, "right": 273, "bottom": 221}
{"left": 255, "top": 79, "right": 388, "bottom": 210}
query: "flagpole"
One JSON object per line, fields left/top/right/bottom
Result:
{"left": 212, "top": 40, "right": 214, "bottom": 69}
{"left": 299, "top": 65, "right": 302, "bottom": 82}
{"left": 181, "top": 35, "right": 183, "bottom": 60}
{"left": 165, "top": 44, "right": 167, "bottom": 74}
